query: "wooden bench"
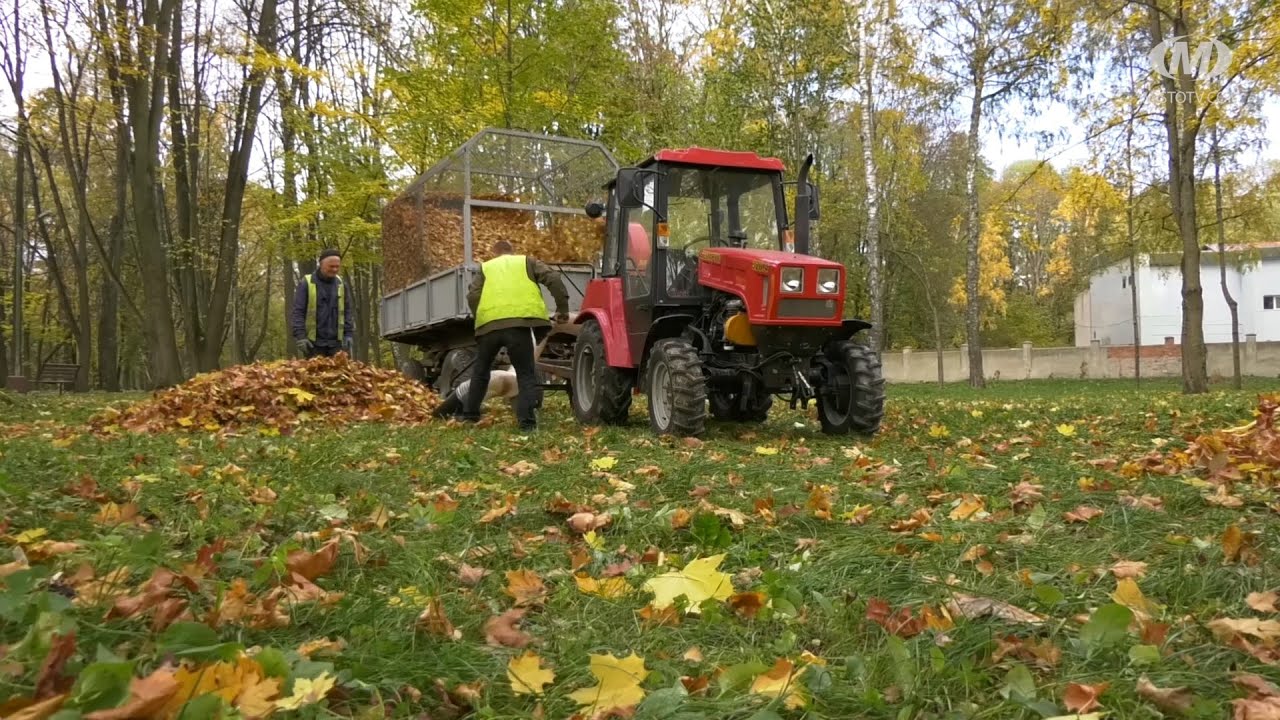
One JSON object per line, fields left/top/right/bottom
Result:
{"left": 36, "top": 363, "right": 80, "bottom": 394}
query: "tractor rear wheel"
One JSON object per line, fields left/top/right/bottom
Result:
{"left": 816, "top": 342, "right": 885, "bottom": 436}
{"left": 646, "top": 339, "right": 707, "bottom": 437}
{"left": 709, "top": 390, "right": 772, "bottom": 422}
{"left": 571, "top": 320, "right": 633, "bottom": 425}
{"left": 436, "top": 348, "right": 475, "bottom": 398}
{"left": 400, "top": 358, "right": 426, "bottom": 384}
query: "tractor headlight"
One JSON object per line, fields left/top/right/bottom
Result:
{"left": 817, "top": 268, "right": 840, "bottom": 294}
{"left": 780, "top": 267, "right": 804, "bottom": 293}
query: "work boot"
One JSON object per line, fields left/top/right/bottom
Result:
{"left": 433, "top": 392, "right": 463, "bottom": 419}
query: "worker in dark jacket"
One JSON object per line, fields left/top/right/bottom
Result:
{"left": 460, "top": 240, "right": 569, "bottom": 431}
{"left": 291, "top": 248, "right": 355, "bottom": 358}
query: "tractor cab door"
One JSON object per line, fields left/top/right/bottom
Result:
{"left": 621, "top": 173, "right": 657, "bottom": 366}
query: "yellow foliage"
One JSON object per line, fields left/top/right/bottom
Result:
{"left": 950, "top": 210, "right": 1013, "bottom": 324}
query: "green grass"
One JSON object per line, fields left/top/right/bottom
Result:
{"left": 2, "top": 378, "right": 1278, "bottom": 719}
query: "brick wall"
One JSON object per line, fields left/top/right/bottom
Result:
{"left": 1106, "top": 337, "right": 1180, "bottom": 360}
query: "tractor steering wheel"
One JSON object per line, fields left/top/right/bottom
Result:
{"left": 677, "top": 235, "right": 713, "bottom": 257}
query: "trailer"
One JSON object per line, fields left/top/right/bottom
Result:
{"left": 380, "top": 128, "right": 618, "bottom": 395}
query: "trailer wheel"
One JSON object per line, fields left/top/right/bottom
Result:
{"left": 437, "top": 348, "right": 475, "bottom": 398}
{"left": 571, "top": 320, "right": 632, "bottom": 425}
{"left": 400, "top": 359, "right": 426, "bottom": 384}
{"left": 646, "top": 339, "right": 707, "bottom": 437}
{"left": 709, "top": 391, "right": 772, "bottom": 423}
{"left": 816, "top": 342, "right": 885, "bottom": 436}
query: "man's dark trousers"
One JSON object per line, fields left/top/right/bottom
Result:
{"left": 306, "top": 345, "right": 339, "bottom": 359}
{"left": 462, "top": 327, "right": 540, "bottom": 428}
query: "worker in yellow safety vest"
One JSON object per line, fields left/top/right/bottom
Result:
{"left": 291, "top": 248, "right": 355, "bottom": 358}
{"left": 458, "top": 240, "right": 569, "bottom": 432}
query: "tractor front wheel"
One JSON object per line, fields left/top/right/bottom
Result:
{"left": 709, "top": 390, "right": 772, "bottom": 423}
{"left": 646, "top": 339, "right": 707, "bottom": 437}
{"left": 571, "top": 320, "right": 633, "bottom": 425}
{"left": 816, "top": 342, "right": 885, "bottom": 436}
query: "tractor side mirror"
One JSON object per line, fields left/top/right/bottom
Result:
{"left": 616, "top": 168, "right": 643, "bottom": 208}
{"left": 584, "top": 201, "right": 605, "bottom": 219}
{"left": 807, "top": 182, "right": 821, "bottom": 221}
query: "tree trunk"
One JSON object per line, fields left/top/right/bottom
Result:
{"left": 1148, "top": 7, "right": 1207, "bottom": 393}
{"left": 199, "top": 0, "right": 280, "bottom": 371}
{"left": 964, "top": 70, "right": 985, "bottom": 388}
{"left": 858, "top": 2, "right": 883, "bottom": 351}
{"left": 167, "top": 5, "right": 203, "bottom": 369}
{"left": 125, "top": 0, "right": 186, "bottom": 387}
{"left": 1212, "top": 126, "right": 1241, "bottom": 389}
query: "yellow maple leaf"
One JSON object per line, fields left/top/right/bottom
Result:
{"left": 584, "top": 530, "right": 606, "bottom": 551}
{"left": 590, "top": 457, "right": 618, "bottom": 471}
{"left": 754, "top": 446, "right": 780, "bottom": 456}
{"left": 274, "top": 673, "right": 335, "bottom": 711}
{"left": 285, "top": 387, "right": 316, "bottom": 404}
{"left": 928, "top": 424, "right": 950, "bottom": 438}
{"left": 235, "top": 674, "right": 280, "bottom": 719}
{"left": 1112, "top": 578, "right": 1160, "bottom": 617}
{"left": 643, "top": 554, "right": 733, "bottom": 613}
{"left": 12, "top": 528, "right": 49, "bottom": 544}
{"left": 1056, "top": 424, "right": 1077, "bottom": 437}
{"left": 567, "top": 652, "right": 648, "bottom": 712}
{"left": 575, "top": 574, "right": 632, "bottom": 598}
{"left": 507, "top": 651, "right": 555, "bottom": 696}
{"left": 750, "top": 658, "right": 808, "bottom": 709}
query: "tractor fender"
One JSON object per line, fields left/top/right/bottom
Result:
{"left": 575, "top": 277, "right": 636, "bottom": 368}
{"left": 833, "top": 319, "right": 873, "bottom": 344}
{"left": 640, "top": 314, "right": 703, "bottom": 376}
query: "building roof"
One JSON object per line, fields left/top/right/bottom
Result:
{"left": 1138, "top": 243, "right": 1280, "bottom": 267}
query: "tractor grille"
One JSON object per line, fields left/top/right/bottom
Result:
{"left": 776, "top": 298, "right": 838, "bottom": 319}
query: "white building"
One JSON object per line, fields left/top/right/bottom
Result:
{"left": 1074, "top": 245, "right": 1280, "bottom": 347}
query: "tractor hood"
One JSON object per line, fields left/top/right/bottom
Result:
{"left": 698, "top": 247, "right": 847, "bottom": 326}
{"left": 698, "top": 247, "right": 843, "bottom": 274}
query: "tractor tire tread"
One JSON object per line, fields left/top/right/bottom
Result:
{"left": 649, "top": 339, "right": 707, "bottom": 437}
{"left": 572, "top": 320, "right": 633, "bottom": 425}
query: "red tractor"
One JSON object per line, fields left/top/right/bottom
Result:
{"left": 540, "top": 147, "right": 885, "bottom": 437}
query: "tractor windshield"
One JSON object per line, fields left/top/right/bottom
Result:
{"left": 664, "top": 167, "right": 782, "bottom": 297}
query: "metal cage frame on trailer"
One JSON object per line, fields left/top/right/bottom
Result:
{"left": 380, "top": 128, "right": 619, "bottom": 342}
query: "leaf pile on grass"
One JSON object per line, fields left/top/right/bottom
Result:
{"left": 88, "top": 355, "right": 440, "bottom": 434}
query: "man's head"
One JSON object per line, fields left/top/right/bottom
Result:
{"left": 491, "top": 240, "right": 514, "bottom": 256}
{"left": 318, "top": 249, "right": 342, "bottom": 278}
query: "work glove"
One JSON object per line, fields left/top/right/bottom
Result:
{"left": 296, "top": 338, "right": 314, "bottom": 356}
{"left": 553, "top": 313, "right": 570, "bottom": 325}
{"left": 343, "top": 336, "right": 355, "bottom": 355}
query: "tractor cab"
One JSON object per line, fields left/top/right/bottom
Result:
{"left": 567, "top": 147, "right": 885, "bottom": 438}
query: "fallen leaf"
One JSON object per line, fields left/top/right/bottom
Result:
{"left": 1063, "top": 681, "right": 1109, "bottom": 713}
{"left": 286, "top": 540, "right": 340, "bottom": 581}
{"left": 485, "top": 609, "right": 532, "bottom": 648}
{"left": 1119, "top": 493, "right": 1164, "bottom": 511}
{"left": 1247, "top": 592, "right": 1279, "bottom": 614}
{"left": 296, "top": 637, "right": 346, "bottom": 657}
{"left": 84, "top": 668, "right": 179, "bottom": 720}
{"left": 4, "top": 694, "right": 67, "bottom": 720}
{"left": 682, "top": 647, "right": 703, "bottom": 663}
{"left": 567, "top": 653, "right": 648, "bottom": 713}
{"left": 1056, "top": 423, "right": 1076, "bottom": 437}
{"left": 1064, "top": 506, "right": 1103, "bottom": 523}
{"left": 1234, "top": 673, "right": 1280, "bottom": 697}
{"left": 507, "top": 651, "right": 555, "bottom": 696}
{"left": 754, "top": 446, "right": 779, "bottom": 456}
{"left": 502, "top": 460, "right": 539, "bottom": 477}
{"left": 274, "top": 673, "right": 335, "bottom": 711}
{"left": 34, "top": 632, "right": 76, "bottom": 699}
{"left": 504, "top": 569, "right": 548, "bottom": 606}
{"left": 1136, "top": 676, "right": 1195, "bottom": 715}
{"left": 728, "top": 591, "right": 768, "bottom": 619}
{"left": 671, "top": 508, "right": 692, "bottom": 529}
{"left": 1110, "top": 561, "right": 1149, "bottom": 579}
{"left": 458, "top": 563, "right": 490, "bottom": 586}
{"left": 417, "top": 598, "right": 462, "bottom": 640}
{"left": 479, "top": 495, "right": 518, "bottom": 523}
{"left": 643, "top": 555, "right": 733, "bottom": 613}
{"left": 949, "top": 494, "right": 986, "bottom": 521}
{"left": 947, "top": 593, "right": 1044, "bottom": 624}
{"left": 568, "top": 512, "right": 611, "bottom": 534}
{"left": 575, "top": 574, "right": 632, "bottom": 599}
{"left": 749, "top": 658, "right": 808, "bottom": 709}
{"left": 1112, "top": 578, "right": 1160, "bottom": 617}
{"left": 589, "top": 457, "right": 618, "bottom": 471}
